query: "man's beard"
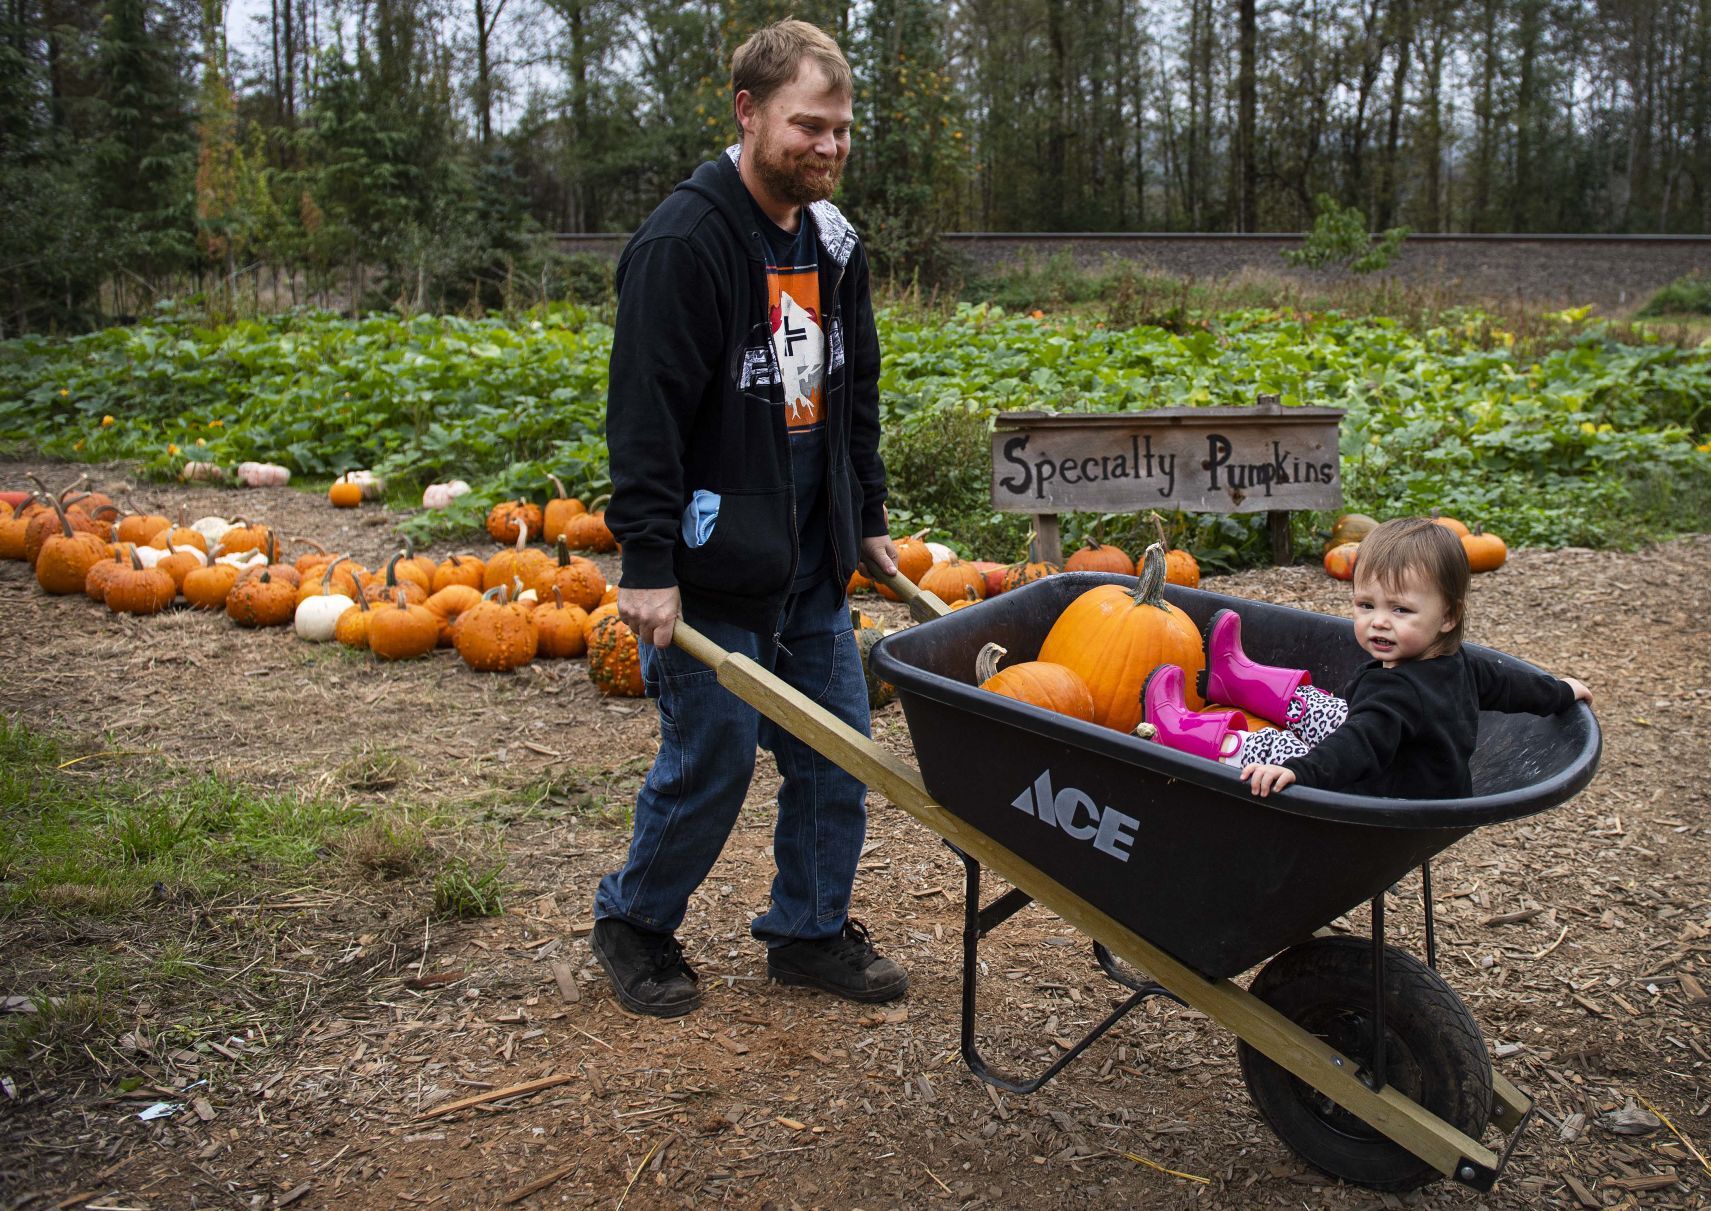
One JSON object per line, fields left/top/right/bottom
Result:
{"left": 750, "top": 127, "right": 844, "bottom": 205}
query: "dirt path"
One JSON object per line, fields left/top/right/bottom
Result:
{"left": 2, "top": 459, "right": 1709, "bottom": 1210}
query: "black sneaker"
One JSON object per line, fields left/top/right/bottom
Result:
{"left": 590, "top": 918, "right": 701, "bottom": 1017}
{"left": 767, "top": 919, "right": 909, "bottom": 1003}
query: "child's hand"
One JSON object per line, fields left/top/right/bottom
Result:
{"left": 1241, "top": 763, "right": 1296, "bottom": 797}
{"left": 1561, "top": 676, "right": 1592, "bottom": 705}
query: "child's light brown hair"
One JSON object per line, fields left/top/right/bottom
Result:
{"left": 1352, "top": 517, "right": 1470, "bottom": 655}
{"left": 731, "top": 20, "right": 853, "bottom": 121}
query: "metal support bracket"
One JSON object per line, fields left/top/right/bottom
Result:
{"left": 950, "top": 844, "right": 1182, "bottom": 1096}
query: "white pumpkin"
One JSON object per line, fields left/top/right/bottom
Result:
{"left": 132, "top": 545, "right": 170, "bottom": 569}
{"left": 237, "top": 461, "right": 292, "bottom": 488}
{"left": 422, "top": 480, "right": 471, "bottom": 509}
{"left": 215, "top": 549, "right": 268, "bottom": 570}
{"left": 190, "top": 515, "right": 235, "bottom": 546}
{"left": 345, "top": 469, "right": 387, "bottom": 500}
{"left": 178, "top": 460, "right": 225, "bottom": 482}
{"left": 295, "top": 593, "right": 356, "bottom": 642}
{"left": 925, "top": 541, "right": 956, "bottom": 564}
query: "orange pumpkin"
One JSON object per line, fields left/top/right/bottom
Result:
{"left": 587, "top": 613, "right": 644, "bottom": 696}
{"left": 534, "top": 536, "right": 606, "bottom": 609}
{"left": 542, "top": 474, "right": 587, "bottom": 543}
{"left": 424, "top": 583, "right": 484, "bottom": 647}
{"left": 455, "top": 585, "right": 539, "bottom": 671}
{"left": 1001, "top": 533, "right": 1062, "bottom": 594}
{"left": 1430, "top": 509, "right": 1471, "bottom": 539}
{"left": 328, "top": 474, "right": 363, "bottom": 508}
{"left": 105, "top": 548, "right": 177, "bottom": 615}
{"left": 975, "top": 643, "right": 1095, "bottom": 722}
{"left": 432, "top": 553, "right": 486, "bottom": 593}
{"left": 486, "top": 499, "right": 542, "bottom": 544}
{"left": 1146, "top": 511, "right": 1199, "bottom": 588}
{"left": 226, "top": 568, "right": 296, "bottom": 627}
{"left": 334, "top": 581, "right": 376, "bottom": 648}
{"left": 892, "top": 530, "right": 934, "bottom": 583}
{"left": 563, "top": 494, "right": 615, "bottom": 553}
{"left": 582, "top": 600, "right": 621, "bottom": 643}
{"left": 1323, "top": 542, "right": 1360, "bottom": 581}
{"left": 85, "top": 548, "right": 131, "bottom": 602}
{"left": 33, "top": 495, "right": 109, "bottom": 594}
{"left": 182, "top": 560, "right": 241, "bottom": 610}
{"left": 534, "top": 586, "right": 590, "bottom": 659}
{"left": 368, "top": 591, "right": 440, "bottom": 660}
{"left": 918, "top": 557, "right": 986, "bottom": 604}
{"left": 1064, "top": 538, "right": 1134, "bottom": 577}
{"left": 117, "top": 509, "right": 171, "bottom": 546}
{"left": 1461, "top": 526, "right": 1507, "bottom": 573}
{"left": 1037, "top": 543, "right": 1206, "bottom": 733}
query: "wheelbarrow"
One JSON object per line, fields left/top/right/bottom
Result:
{"left": 669, "top": 568, "right": 1601, "bottom": 1193}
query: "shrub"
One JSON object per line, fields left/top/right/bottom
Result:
{"left": 1284, "top": 195, "right": 1410, "bottom": 274}
{"left": 1638, "top": 273, "right": 1711, "bottom": 318}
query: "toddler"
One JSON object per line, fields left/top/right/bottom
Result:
{"left": 1140, "top": 517, "right": 1592, "bottom": 798}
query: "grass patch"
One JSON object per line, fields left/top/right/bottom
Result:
{"left": 337, "top": 812, "right": 431, "bottom": 878}
{"left": 433, "top": 856, "right": 506, "bottom": 919}
{"left": 0, "top": 717, "right": 387, "bottom": 1077}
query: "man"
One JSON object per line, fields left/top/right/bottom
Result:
{"left": 591, "top": 20, "right": 907, "bottom": 1018}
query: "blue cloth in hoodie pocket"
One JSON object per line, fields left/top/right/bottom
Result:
{"left": 681, "top": 489, "right": 720, "bottom": 548}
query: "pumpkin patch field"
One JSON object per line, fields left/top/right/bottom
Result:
{"left": 4, "top": 454, "right": 1711, "bottom": 1210}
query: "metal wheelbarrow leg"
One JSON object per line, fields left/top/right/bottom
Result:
{"left": 668, "top": 573, "right": 1531, "bottom": 1192}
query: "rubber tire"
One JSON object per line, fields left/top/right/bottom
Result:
{"left": 1236, "top": 935, "right": 1493, "bottom": 1192}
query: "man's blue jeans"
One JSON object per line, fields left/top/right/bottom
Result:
{"left": 593, "top": 574, "right": 869, "bottom": 946}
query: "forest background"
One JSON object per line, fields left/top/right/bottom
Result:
{"left": 3, "top": 0, "right": 1708, "bottom": 334}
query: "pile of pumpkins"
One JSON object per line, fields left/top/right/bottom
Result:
{"left": 847, "top": 525, "right": 1205, "bottom": 718}
{"left": 0, "top": 475, "right": 643, "bottom": 696}
{"left": 968, "top": 542, "right": 1223, "bottom": 733}
{"left": 1322, "top": 511, "right": 1508, "bottom": 580}
{"left": 848, "top": 524, "right": 1200, "bottom": 611}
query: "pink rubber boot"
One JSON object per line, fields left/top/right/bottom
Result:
{"left": 1140, "top": 664, "right": 1248, "bottom": 762}
{"left": 1198, "top": 609, "right": 1311, "bottom": 723}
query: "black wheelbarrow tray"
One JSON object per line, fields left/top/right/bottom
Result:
{"left": 670, "top": 569, "right": 1601, "bottom": 1194}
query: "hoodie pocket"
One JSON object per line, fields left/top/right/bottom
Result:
{"left": 675, "top": 485, "right": 794, "bottom": 597}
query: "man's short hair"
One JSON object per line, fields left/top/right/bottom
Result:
{"left": 731, "top": 19, "right": 853, "bottom": 116}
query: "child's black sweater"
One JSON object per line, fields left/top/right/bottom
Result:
{"left": 1281, "top": 647, "right": 1576, "bottom": 798}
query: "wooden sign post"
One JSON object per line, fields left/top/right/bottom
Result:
{"left": 991, "top": 397, "right": 1344, "bottom": 565}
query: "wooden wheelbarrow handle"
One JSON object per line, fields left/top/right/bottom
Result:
{"left": 862, "top": 565, "right": 951, "bottom": 624}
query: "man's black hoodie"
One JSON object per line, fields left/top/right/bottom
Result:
{"left": 604, "top": 146, "right": 887, "bottom": 635}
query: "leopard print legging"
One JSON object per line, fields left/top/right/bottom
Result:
{"left": 1222, "top": 685, "right": 1350, "bottom": 766}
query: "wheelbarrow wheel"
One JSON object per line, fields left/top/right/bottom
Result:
{"left": 1237, "top": 935, "right": 1492, "bottom": 1192}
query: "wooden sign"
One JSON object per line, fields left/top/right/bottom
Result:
{"left": 990, "top": 401, "right": 1344, "bottom": 564}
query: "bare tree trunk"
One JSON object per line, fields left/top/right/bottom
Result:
{"left": 1238, "top": 0, "right": 1256, "bottom": 231}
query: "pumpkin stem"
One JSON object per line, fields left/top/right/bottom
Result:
{"left": 588, "top": 493, "right": 611, "bottom": 512}
{"left": 322, "top": 555, "right": 348, "bottom": 591}
{"left": 513, "top": 520, "right": 528, "bottom": 552}
{"left": 129, "top": 547, "right": 143, "bottom": 571}
{"left": 55, "top": 472, "right": 88, "bottom": 502}
{"left": 350, "top": 578, "right": 370, "bottom": 611}
{"left": 556, "top": 534, "right": 570, "bottom": 567}
{"left": 975, "top": 642, "right": 1008, "bottom": 683}
{"left": 552, "top": 584, "right": 565, "bottom": 608}
{"left": 1130, "top": 543, "right": 1170, "bottom": 609}
{"left": 548, "top": 473, "right": 567, "bottom": 501}
{"left": 482, "top": 583, "right": 507, "bottom": 603}
{"left": 28, "top": 475, "right": 76, "bottom": 538}
{"left": 1146, "top": 510, "right": 1171, "bottom": 552}
{"left": 908, "top": 527, "right": 930, "bottom": 542}
{"left": 385, "top": 551, "right": 403, "bottom": 587}
{"left": 290, "top": 535, "right": 329, "bottom": 556}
